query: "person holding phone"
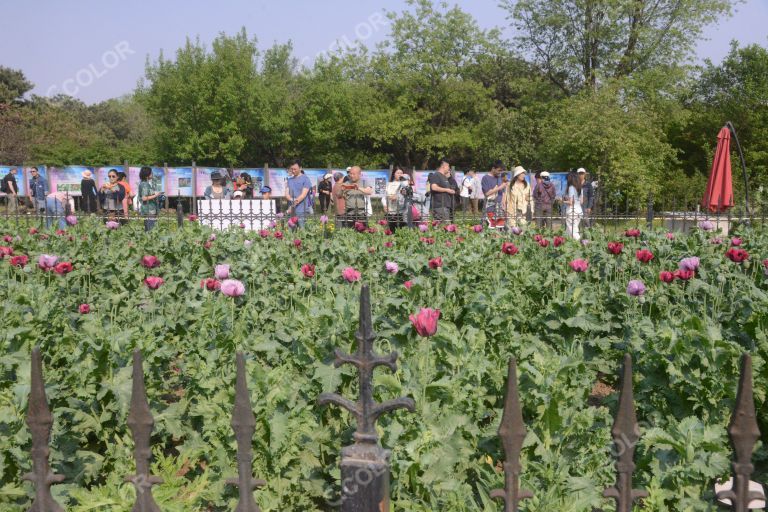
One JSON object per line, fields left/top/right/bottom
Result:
{"left": 285, "top": 160, "right": 312, "bottom": 228}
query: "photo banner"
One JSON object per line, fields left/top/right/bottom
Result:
{"left": 0, "top": 166, "right": 26, "bottom": 195}
{"left": 50, "top": 166, "right": 96, "bottom": 195}
{"left": 233, "top": 168, "right": 265, "bottom": 197}
{"left": 267, "top": 168, "right": 288, "bottom": 197}
{"left": 166, "top": 167, "right": 193, "bottom": 196}
{"left": 195, "top": 167, "right": 228, "bottom": 196}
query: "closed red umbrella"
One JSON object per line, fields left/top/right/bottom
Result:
{"left": 702, "top": 126, "right": 734, "bottom": 213}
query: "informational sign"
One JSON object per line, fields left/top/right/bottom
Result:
{"left": 167, "top": 167, "right": 193, "bottom": 197}
{"left": 49, "top": 166, "right": 97, "bottom": 195}
{"left": 195, "top": 167, "right": 229, "bottom": 197}
{"left": 267, "top": 168, "right": 289, "bottom": 197}
{"left": 197, "top": 199, "right": 275, "bottom": 230}
{"left": 0, "top": 166, "right": 26, "bottom": 195}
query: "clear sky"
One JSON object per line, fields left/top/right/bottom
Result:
{"left": 3, "top": 0, "right": 767, "bottom": 104}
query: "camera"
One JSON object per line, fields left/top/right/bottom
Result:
{"left": 543, "top": 177, "right": 550, "bottom": 182}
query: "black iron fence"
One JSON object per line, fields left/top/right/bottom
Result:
{"left": 0, "top": 193, "right": 765, "bottom": 237}
{"left": 15, "top": 286, "right": 765, "bottom": 511}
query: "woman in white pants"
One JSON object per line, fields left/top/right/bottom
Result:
{"left": 563, "top": 171, "right": 583, "bottom": 240}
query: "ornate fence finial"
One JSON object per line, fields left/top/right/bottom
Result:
{"left": 226, "top": 352, "right": 266, "bottom": 512}
{"left": 603, "top": 354, "right": 647, "bottom": 511}
{"left": 317, "top": 284, "right": 415, "bottom": 511}
{"left": 124, "top": 349, "right": 163, "bottom": 512}
{"left": 716, "top": 353, "right": 764, "bottom": 512}
{"left": 318, "top": 284, "right": 415, "bottom": 444}
{"left": 24, "top": 346, "right": 65, "bottom": 512}
{"left": 491, "top": 358, "right": 533, "bottom": 511}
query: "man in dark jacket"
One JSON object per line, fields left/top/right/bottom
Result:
{"left": 532, "top": 171, "right": 556, "bottom": 228}
{"left": 1, "top": 168, "right": 18, "bottom": 214}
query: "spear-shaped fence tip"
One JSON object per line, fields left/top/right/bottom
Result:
{"left": 491, "top": 358, "right": 533, "bottom": 511}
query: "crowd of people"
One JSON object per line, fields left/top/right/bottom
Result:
{"left": 1, "top": 160, "right": 596, "bottom": 238}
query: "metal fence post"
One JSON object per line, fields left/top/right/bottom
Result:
{"left": 125, "top": 350, "right": 163, "bottom": 511}
{"left": 603, "top": 354, "right": 647, "bottom": 511}
{"left": 646, "top": 193, "right": 654, "bottom": 231}
{"left": 491, "top": 358, "right": 533, "bottom": 511}
{"left": 25, "top": 347, "right": 65, "bottom": 512}
{"left": 176, "top": 202, "right": 184, "bottom": 228}
{"left": 318, "top": 285, "right": 415, "bottom": 512}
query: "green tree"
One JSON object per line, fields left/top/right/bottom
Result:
{"left": 0, "top": 67, "right": 33, "bottom": 104}
{"left": 540, "top": 83, "right": 678, "bottom": 201}
{"left": 682, "top": 42, "right": 768, "bottom": 199}
{"left": 501, "top": 0, "right": 736, "bottom": 93}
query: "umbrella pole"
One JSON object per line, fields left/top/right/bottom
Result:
{"left": 726, "top": 121, "right": 751, "bottom": 217}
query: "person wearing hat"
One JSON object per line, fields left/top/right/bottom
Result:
{"left": 532, "top": 171, "right": 556, "bottom": 228}
{"left": 80, "top": 169, "right": 98, "bottom": 214}
{"left": 259, "top": 185, "right": 272, "bottom": 200}
{"left": 505, "top": 166, "right": 531, "bottom": 228}
{"left": 318, "top": 172, "right": 333, "bottom": 214}
{"left": 576, "top": 167, "right": 595, "bottom": 227}
{"left": 204, "top": 171, "right": 232, "bottom": 200}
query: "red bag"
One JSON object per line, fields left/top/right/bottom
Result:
{"left": 411, "top": 205, "right": 421, "bottom": 221}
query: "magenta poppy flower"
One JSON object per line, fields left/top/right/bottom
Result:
{"left": 635, "top": 249, "right": 654, "bottom": 263}
{"left": 553, "top": 236, "right": 565, "bottom": 247}
{"left": 10, "top": 255, "right": 28, "bottom": 267}
{"left": 404, "top": 280, "right": 413, "bottom": 290}
{"left": 79, "top": 303, "right": 91, "bottom": 314}
{"left": 0, "top": 246, "right": 12, "bottom": 258}
{"left": 385, "top": 261, "right": 399, "bottom": 274}
{"left": 665, "top": 232, "right": 675, "bottom": 240}
{"left": 141, "top": 255, "right": 160, "bottom": 269}
{"left": 625, "top": 229, "right": 641, "bottom": 238}
{"left": 342, "top": 267, "right": 361, "bottom": 282}
{"left": 105, "top": 221, "right": 119, "bottom": 229}
{"left": 274, "top": 231, "right": 284, "bottom": 240}
{"left": 472, "top": 225, "right": 483, "bottom": 233}
{"left": 418, "top": 224, "right": 429, "bottom": 233}
{"left": 301, "top": 264, "right": 315, "bottom": 278}
{"left": 409, "top": 308, "right": 440, "bottom": 337}
{"left": 53, "top": 262, "right": 73, "bottom": 275}
{"left": 674, "top": 269, "right": 694, "bottom": 281}
{"left": 220, "top": 279, "right": 246, "bottom": 297}
{"left": 607, "top": 242, "right": 624, "bottom": 255}
{"left": 501, "top": 242, "right": 518, "bottom": 255}
{"left": 731, "top": 237, "right": 743, "bottom": 246}
{"left": 144, "top": 276, "right": 164, "bottom": 289}
{"left": 187, "top": 214, "right": 198, "bottom": 222}
{"left": 293, "top": 239, "right": 302, "bottom": 248}
{"left": 698, "top": 220, "right": 715, "bottom": 231}
{"left": 444, "top": 224, "right": 457, "bottom": 233}
{"left": 726, "top": 248, "right": 749, "bottom": 263}
{"left": 428, "top": 257, "right": 443, "bottom": 269}
{"left": 200, "top": 278, "right": 221, "bottom": 291}
{"left": 569, "top": 259, "right": 589, "bottom": 272}
{"left": 320, "top": 215, "right": 329, "bottom": 224}
{"left": 259, "top": 229, "right": 269, "bottom": 238}
{"left": 659, "top": 271, "right": 675, "bottom": 283}
{"left": 65, "top": 215, "right": 77, "bottom": 226}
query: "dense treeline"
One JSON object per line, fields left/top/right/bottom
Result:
{"left": 1, "top": 0, "right": 767, "bottom": 203}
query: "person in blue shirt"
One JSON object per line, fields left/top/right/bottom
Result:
{"left": 285, "top": 160, "right": 312, "bottom": 228}
{"left": 29, "top": 167, "right": 48, "bottom": 213}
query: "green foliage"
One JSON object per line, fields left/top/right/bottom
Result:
{"left": 0, "top": 218, "right": 766, "bottom": 511}
{"left": 0, "top": 67, "right": 33, "bottom": 104}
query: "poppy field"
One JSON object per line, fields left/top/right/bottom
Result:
{"left": 0, "top": 217, "right": 766, "bottom": 511}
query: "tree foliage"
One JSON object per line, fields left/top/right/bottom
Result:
{"left": 2, "top": 0, "right": 766, "bottom": 205}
